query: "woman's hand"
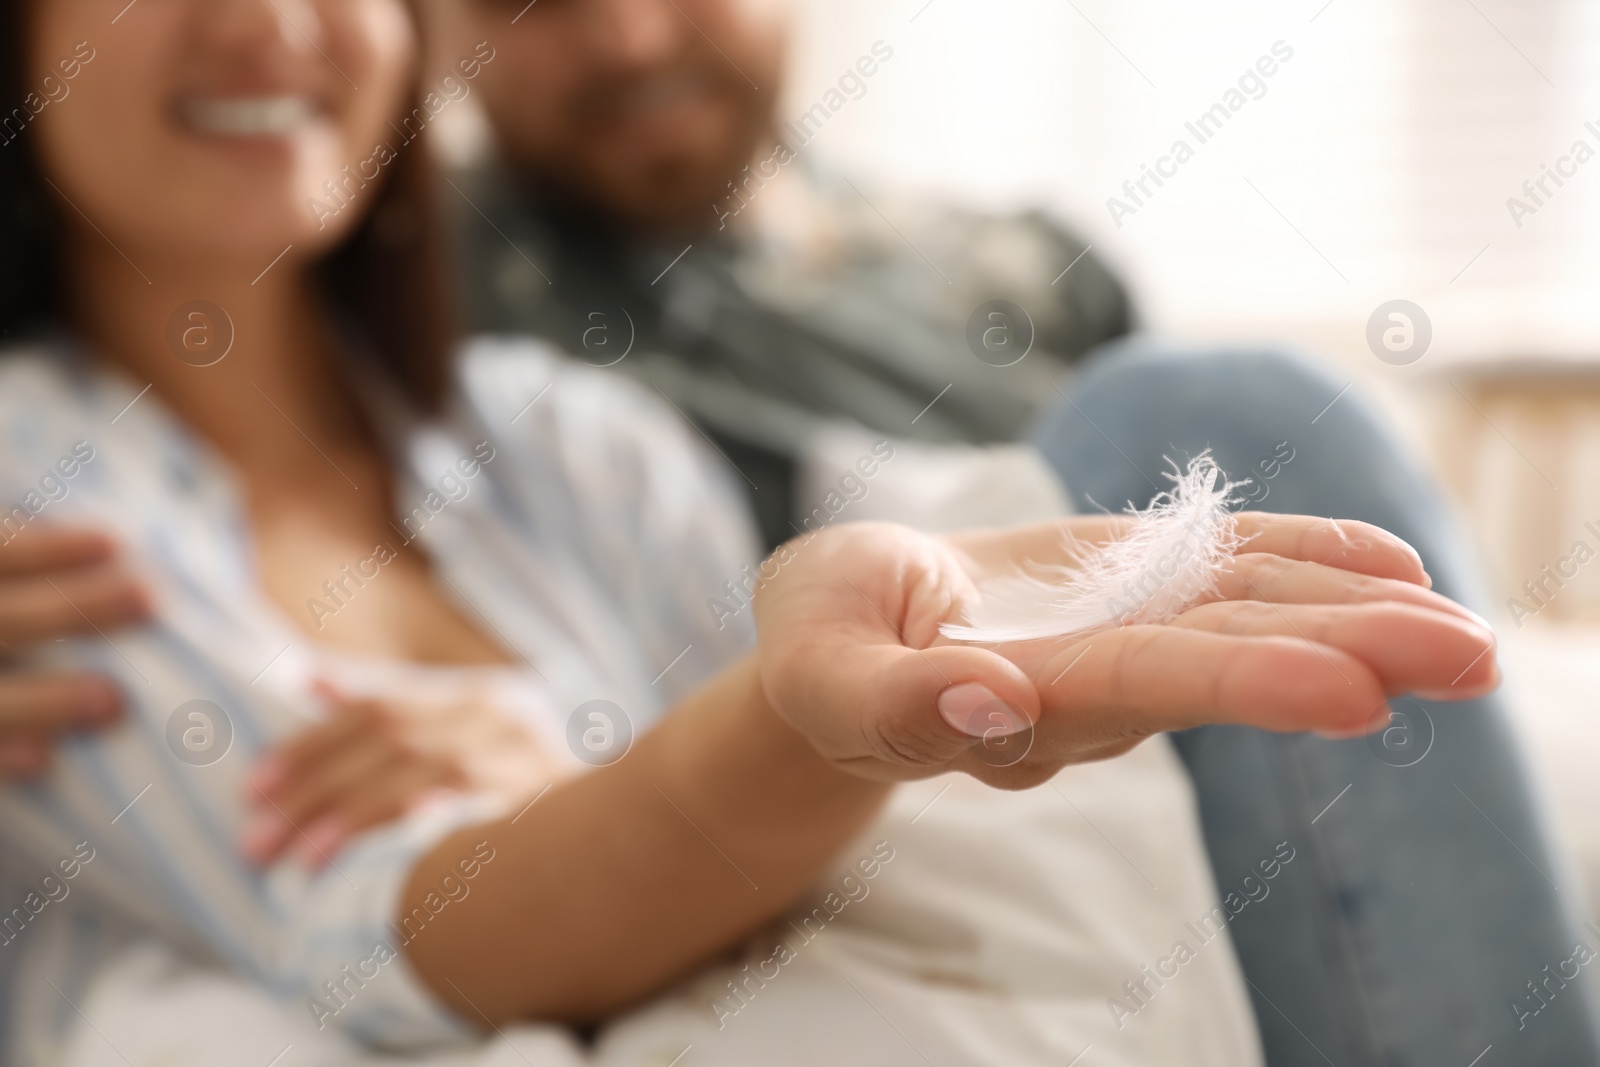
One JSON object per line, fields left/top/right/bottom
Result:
{"left": 242, "top": 684, "right": 562, "bottom": 867}
{"left": 0, "top": 525, "right": 148, "bottom": 777}
{"left": 753, "top": 514, "right": 1498, "bottom": 789}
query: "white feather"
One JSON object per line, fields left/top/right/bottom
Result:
{"left": 941, "top": 452, "right": 1248, "bottom": 643}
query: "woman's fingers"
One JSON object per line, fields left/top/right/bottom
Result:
{"left": 243, "top": 735, "right": 404, "bottom": 864}
{"left": 1038, "top": 626, "right": 1391, "bottom": 740}
{"left": 1014, "top": 591, "right": 1496, "bottom": 774}
{"left": 291, "top": 767, "right": 450, "bottom": 868}
{"left": 1213, "top": 553, "right": 1483, "bottom": 627}
{"left": 0, "top": 735, "right": 53, "bottom": 776}
{"left": 249, "top": 688, "right": 392, "bottom": 798}
{"left": 1172, "top": 599, "right": 1498, "bottom": 698}
{"left": 953, "top": 514, "right": 1429, "bottom": 587}
{"left": 271, "top": 733, "right": 405, "bottom": 827}
{"left": 244, "top": 688, "right": 552, "bottom": 867}
{"left": 761, "top": 637, "right": 1041, "bottom": 782}
{"left": 1230, "top": 514, "right": 1428, "bottom": 586}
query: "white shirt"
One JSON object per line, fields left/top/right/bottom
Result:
{"left": 0, "top": 336, "right": 760, "bottom": 1063}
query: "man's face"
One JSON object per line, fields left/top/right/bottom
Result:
{"left": 452, "top": 0, "right": 787, "bottom": 234}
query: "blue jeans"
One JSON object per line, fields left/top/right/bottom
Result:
{"left": 1030, "top": 339, "right": 1600, "bottom": 1066}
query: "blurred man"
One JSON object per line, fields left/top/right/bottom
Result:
{"left": 428, "top": 0, "right": 1132, "bottom": 548}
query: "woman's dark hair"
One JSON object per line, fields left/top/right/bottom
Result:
{"left": 0, "top": 0, "right": 455, "bottom": 409}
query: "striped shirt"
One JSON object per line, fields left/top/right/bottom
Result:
{"left": 0, "top": 336, "right": 760, "bottom": 1064}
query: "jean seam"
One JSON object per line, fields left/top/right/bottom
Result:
{"left": 1286, "top": 743, "right": 1390, "bottom": 1066}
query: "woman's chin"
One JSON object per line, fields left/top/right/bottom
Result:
{"left": 131, "top": 207, "right": 350, "bottom": 275}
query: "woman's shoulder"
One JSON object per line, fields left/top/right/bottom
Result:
{"left": 447, "top": 332, "right": 760, "bottom": 564}
{"left": 0, "top": 344, "right": 111, "bottom": 459}
{"left": 0, "top": 342, "right": 85, "bottom": 400}
{"left": 452, "top": 333, "right": 680, "bottom": 434}
{"left": 449, "top": 334, "right": 733, "bottom": 497}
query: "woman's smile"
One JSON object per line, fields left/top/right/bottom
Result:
{"left": 177, "top": 93, "right": 322, "bottom": 139}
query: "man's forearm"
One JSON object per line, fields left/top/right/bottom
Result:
{"left": 398, "top": 653, "right": 891, "bottom": 1025}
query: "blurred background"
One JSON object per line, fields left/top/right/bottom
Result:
{"left": 777, "top": 0, "right": 1600, "bottom": 620}
{"left": 779, "top": 0, "right": 1600, "bottom": 901}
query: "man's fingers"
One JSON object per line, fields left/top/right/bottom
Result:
{"left": 1172, "top": 599, "right": 1498, "bottom": 698}
{"left": 0, "top": 526, "right": 116, "bottom": 577}
{"left": 1040, "top": 626, "right": 1390, "bottom": 739}
{"left": 0, "top": 736, "right": 53, "bottom": 777}
{"left": 0, "top": 672, "right": 122, "bottom": 731}
{"left": 0, "top": 563, "right": 150, "bottom": 646}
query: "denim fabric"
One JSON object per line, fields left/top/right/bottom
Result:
{"left": 1031, "top": 338, "right": 1600, "bottom": 1066}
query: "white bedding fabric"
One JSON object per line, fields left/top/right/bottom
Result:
{"left": 63, "top": 737, "right": 1263, "bottom": 1067}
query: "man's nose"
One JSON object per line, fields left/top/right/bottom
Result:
{"left": 579, "top": 0, "right": 684, "bottom": 70}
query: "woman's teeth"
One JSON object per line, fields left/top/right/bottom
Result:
{"left": 182, "top": 96, "right": 315, "bottom": 136}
